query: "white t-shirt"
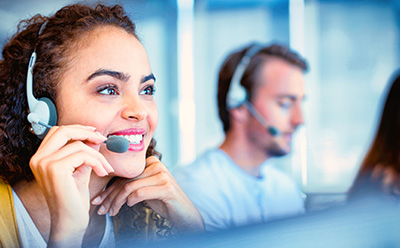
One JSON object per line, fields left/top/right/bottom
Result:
{"left": 174, "top": 148, "right": 305, "bottom": 231}
{"left": 12, "top": 189, "right": 115, "bottom": 248}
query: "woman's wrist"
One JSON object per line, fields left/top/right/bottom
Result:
{"left": 48, "top": 216, "right": 88, "bottom": 247}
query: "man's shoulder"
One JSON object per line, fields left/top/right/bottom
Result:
{"left": 173, "top": 148, "right": 235, "bottom": 192}
{"left": 175, "top": 149, "right": 226, "bottom": 175}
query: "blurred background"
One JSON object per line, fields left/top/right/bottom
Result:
{"left": 1, "top": 0, "right": 399, "bottom": 209}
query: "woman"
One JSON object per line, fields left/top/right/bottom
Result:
{"left": 348, "top": 71, "right": 400, "bottom": 201}
{"left": 0, "top": 3, "right": 203, "bottom": 247}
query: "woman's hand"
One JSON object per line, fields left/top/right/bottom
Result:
{"left": 29, "top": 125, "right": 114, "bottom": 246}
{"left": 92, "top": 156, "right": 204, "bottom": 233}
{"left": 371, "top": 164, "right": 400, "bottom": 196}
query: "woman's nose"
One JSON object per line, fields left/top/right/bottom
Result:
{"left": 121, "top": 95, "right": 147, "bottom": 121}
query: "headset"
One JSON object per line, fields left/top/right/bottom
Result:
{"left": 25, "top": 21, "right": 130, "bottom": 153}
{"left": 26, "top": 20, "right": 58, "bottom": 139}
{"left": 226, "top": 43, "right": 280, "bottom": 136}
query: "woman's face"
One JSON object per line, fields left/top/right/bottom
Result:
{"left": 56, "top": 26, "right": 158, "bottom": 178}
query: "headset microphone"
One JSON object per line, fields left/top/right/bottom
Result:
{"left": 28, "top": 120, "right": 130, "bottom": 153}
{"left": 243, "top": 101, "right": 280, "bottom": 136}
{"left": 105, "top": 136, "right": 130, "bottom": 153}
{"left": 27, "top": 112, "right": 53, "bottom": 129}
{"left": 226, "top": 43, "right": 281, "bottom": 137}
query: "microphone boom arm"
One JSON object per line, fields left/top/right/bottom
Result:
{"left": 242, "top": 101, "right": 280, "bottom": 136}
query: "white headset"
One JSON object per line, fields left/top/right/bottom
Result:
{"left": 225, "top": 43, "right": 280, "bottom": 136}
{"left": 226, "top": 43, "right": 264, "bottom": 109}
{"left": 26, "top": 20, "right": 58, "bottom": 139}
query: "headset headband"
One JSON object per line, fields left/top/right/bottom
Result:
{"left": 226, "top": 43, "right": 264, "bottom": 109}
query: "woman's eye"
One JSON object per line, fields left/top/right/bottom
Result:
{"left": 98, "top": 84, "right": 119, "bottom": 95}
{"left": 139, "top": 85, "right": 156, "bottom": 96}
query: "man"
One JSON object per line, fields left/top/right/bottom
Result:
{"left": 174, "top": 43, "right": 308, "bottom": 231}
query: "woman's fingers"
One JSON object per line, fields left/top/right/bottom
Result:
{"left": 91, "top": 180, "right": 122, "bottom": 206}
{"left": 94, "top": 180, "right": 126, "bottom": 215}
{"left": 97, "top": 172, "right": 173, "bottom": 216}
{"left": 381, "top": 167, "right": 400, "bottom": 195}
{"left": 31, "top": 125, "right": 114, "bottom": 179}
{"left": 63, "top": 151, "right": 109, "bottom": 177}
{"left": 134, "top": 156, "right": 170, "bottom": 180}
{"left": 33, "top": 150, "right": 107, "bottom": 183}
{"left": 37, "top": 125, "right": 106, "bottom": 157}
{"left": 371, "top": 164, "right": 384, "bottom": 180}
{"left": 47, "top": 141, "right": 113, "bottom": 173}
{"left": 382, "top": 167, "right": 396, "bottom": 187}
{"left": 94, "top": 157, "right": 174, "bottom": 216}
{"left": 92, "top": 155, "right": 204, "bottom": 232}
{"left": 31, "top": 140, "right": 114, "bottom": 176}
{"left": 125, "top": 185, "right": 173, "bottom": 207}
{"left": 371, "top": 164, "right": 400, "bottom": 196}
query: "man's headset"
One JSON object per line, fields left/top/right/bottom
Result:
{"left": 226, "top": 43, "right": 280, "bottom": 136}
{"left": 26, "top": 20, "right": 58, "bottom": 139}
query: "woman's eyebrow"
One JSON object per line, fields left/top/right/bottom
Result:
{"left": 87, "top": 69, "right": 130, "bottom": 82}
{"left": 141, "top": 73, "right": 156, "bottom": 84}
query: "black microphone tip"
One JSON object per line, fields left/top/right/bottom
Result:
{"left": 106, "top": 136, "right": 130, "bottom": 153}
{"left": 268, "top": 126, "right": 280, "bottom": 137}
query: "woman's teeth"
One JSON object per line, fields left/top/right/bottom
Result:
{"left": 119, "top": 135, "right": 143, "bottom": 144}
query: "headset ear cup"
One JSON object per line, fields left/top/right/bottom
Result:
{"left": 227, "top": 43, "right": 263, "bottom": 109}
{"left": 37, "top": 97, "right": 57, "bottom": 139}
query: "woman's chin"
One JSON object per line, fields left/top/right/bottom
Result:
{"left": 103, "top": 152, "right": 147, "bottom": 178}
{"left": 112, "top": 162, "right": 145, "bottom": 179}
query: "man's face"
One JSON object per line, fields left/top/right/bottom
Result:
{"left": 246, "top": 57, "right": 305, "bottom": 157}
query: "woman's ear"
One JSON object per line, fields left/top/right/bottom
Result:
{"left": 28, "top": 126, "right": 36, "bottom": 135}
{"left": 230, "top": 105, "right": 249, "bottom": 123}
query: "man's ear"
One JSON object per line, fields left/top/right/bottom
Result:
{"left": 230, "top": 105, "right": 249, "bottom": 123}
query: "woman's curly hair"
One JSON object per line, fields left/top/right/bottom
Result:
{"left": 0, "top": 3, "right": 160, "bottom": 185}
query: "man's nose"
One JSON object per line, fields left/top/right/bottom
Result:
{"left": 291, "top": 103, "right": 304, "bottom": 127}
